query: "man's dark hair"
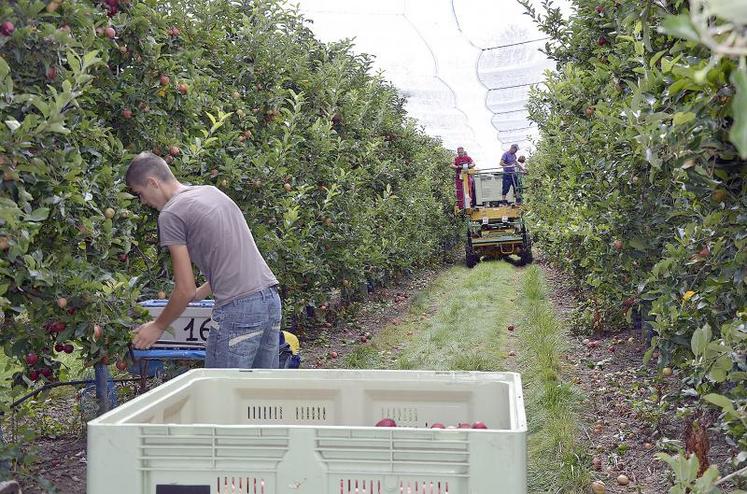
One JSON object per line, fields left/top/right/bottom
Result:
{"left": 125, "top": 152, "right": 175, "bottom": 187}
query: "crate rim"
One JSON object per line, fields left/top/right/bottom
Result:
{"left": 89, "top": 368, "right": 526, "bottom": 432}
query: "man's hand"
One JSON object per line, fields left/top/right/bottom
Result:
{"left": 194, "top": 281, "right": 211, "bottom": 301}
{"left": 132, "top": 320, "right": 165, "bottom": 349}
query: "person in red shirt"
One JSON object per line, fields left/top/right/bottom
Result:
{"left": 452, "top": 147, "right": 476, "bottom": 208}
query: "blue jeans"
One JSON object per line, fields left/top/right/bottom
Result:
{"left": 206, "top": 286, "right": 282, "bottom": 368}
{"left": 502, "top": 173, "right": 517, "bottom": 196}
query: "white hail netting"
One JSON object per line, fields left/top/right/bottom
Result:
{"left": 291, "top": 0, "right": 559, "bottom": 166}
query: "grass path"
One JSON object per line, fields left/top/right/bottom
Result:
{"left": 341, "top": 260, "right": 589, "bottom": 493}
{"left": 344, "top": 261, "right": 521, "bottom": 371}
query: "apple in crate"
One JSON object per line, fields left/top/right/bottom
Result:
{"left": 472, "top": 421, "right": 488, "bottom": 429}
{"left": 430, "top": 423, "right": 445, "bottom": 429}
{"left": 375, "top": 418, "right": 397, "bottom": 427}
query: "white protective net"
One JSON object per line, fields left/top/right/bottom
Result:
{"left": 292, "top": 0, "right": 560, "bottom": 166}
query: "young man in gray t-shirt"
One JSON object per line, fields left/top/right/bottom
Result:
{"left": 126, "top": 152, "right": 281, "bottom": 368}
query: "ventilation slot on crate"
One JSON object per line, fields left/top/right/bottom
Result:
{"left": 339, "top": 479, "right": 382, "bottom": 494}
{"left": 296, "top": 405, "right": 327, "bottom": 421}
{"left": 399, "top": 480, "right": 450, "bottom": 494}
{"left": 247, "top": 405, "right": 282, "bottom": 421}
{"left": 381, "top": 407, "right": 419, "bottom": 425}
{"left": 216, "top": 476, "right": 265, "bottom": 494}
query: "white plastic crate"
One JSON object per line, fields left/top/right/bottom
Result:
{"left": 88, "top": 369, "right": 527, "bottom": 494}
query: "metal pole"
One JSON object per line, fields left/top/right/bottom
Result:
{"left": 94, "top": 363, "right": 117, "bottom": 415}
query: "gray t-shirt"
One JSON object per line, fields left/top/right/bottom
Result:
{"left": 158, "top": 185, "right": 278, "bottom": 307}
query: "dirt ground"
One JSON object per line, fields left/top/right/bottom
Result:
{"left": 539, "top": 255, "right": 741, "bottom": 493}
{"left": 13, "top": 250, "right": 743, "bottom": 493}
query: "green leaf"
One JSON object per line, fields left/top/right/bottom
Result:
{"left": 661, "top": 55, "right": 682, "bottom": 73}
{"left": 5, "top": 119, "right": 20, "bottom": 132}
{"left": 0, "top": 56, "right": 10, "bottom": 80}
{"left": 660, "top": 15, "right": 700, "bottom": 42}
{"left": 703, "top": 393, "right": 736, "bottom": 415}
{"left": 691, "top": 324, "right": 710, "bottom": 356}
{"left": 694, "top": 465, "right": 721, "bottom": 491}
{"left": 26, "top": 208, "right": 50, "bottom": 222}
{"left": 650, "top": 50, "right": 666, "bottom": 68}
{"left": 708, "top": 0, "right": 747, "bottom": 23}
{"left": 673, "top": 111, "right": 696, "bottom": 126}
{"left": 628, "top": 237, "right": 646, "bottom": 250}
{"left": 729, "top": 68, "right": 747, "bottom": 159}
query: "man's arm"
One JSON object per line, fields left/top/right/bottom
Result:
{"left": 133, "top": 245, "right": 196, "bottom": 349}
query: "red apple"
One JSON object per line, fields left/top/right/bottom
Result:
{"left": 40, "top": 367, "right": 53, "bottom": 379}
{"left": 29, "top": 370, "right": 40, "bottom": 381}
{"left": 122, "top": 108, "right": 133, "bottom": 119}
{"left": 63, "top": 344, "right": 74, "bottom": 354}
{"left": 25, "top": 353, "right": 39, "bottom": 366}
{"left": 168, "top": 145, "right": 180, "bottom": 157}
{"left": 375, "top": 418, "right": 397, "bottom": 427}
{"left": 329, "top": 351, "right": 338, "bottom": 359}
{"left": 50, "top": 321, "right": 66, "bottom": 333}
{"left": 430, "top": 423, "right": 445, "bottom": 429}
{"left": 177, "top": 83, "right": 189, "bottom": 95}
{"left": 472, "top": 421, "right": 488, "bottom": 429}
{"left": 104, "top": 26, "right": 116, "bottom": 39}
{"left": 598, "top": 35, "right": 608, "bottom": 46}
{"left": 159, "top": 74, "right": 170, "bottom": 86}
{"left": 115, "top": 360, "right": 128, "bottom": 371}
{"left": 93, "top": 324, "right": 103, "bottom": 341}
{"left": 595, "top": 5, "right": 604, "bottom": 13}
{"left": 54, "top": 343, "right": 64, "bottom": 352}
{"left": 612, "top": 239, "right": 623, "bottom": 251}
{"left": 56, "top": 297, "right": 68, "bottom": 309}
{"left": 46, "top": 66, "right": 57, "bottom": 81}
{"left": 0, "top": 21, "right": 15, "bottom": 37}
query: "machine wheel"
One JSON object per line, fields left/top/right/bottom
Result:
{"left": 520, "top": 246, "right": 534, "bottom": 265}
{"left": 466, "top": 236, "right": 477, "bottom": 268}
{"left": 519, "top": 232, "right": 534, "bottom": 266}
